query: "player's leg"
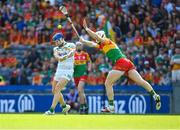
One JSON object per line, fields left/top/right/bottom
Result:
{"left": 78, "top": 80, "right": 88, "bottom": 114}
{"left": 56, "top": 77, "right": 71, "bottom": 114}
{"left": 128, "top": 69, "right": 161, "bottom": 110}
{"left": 45, "top": 77, "right": 70, "bottom": 115}
{"left": 49, "top": 79, "right": 60, "bottom": 114}
{"left": 102, "top": 70, "right": 124, "bottom": 113}
{"left": 44, "top": 79, "right": 59, "bottom": 115}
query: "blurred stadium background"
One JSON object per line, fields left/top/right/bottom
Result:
{"left": 0, "top": 0, "right": 180, "bottom": 129}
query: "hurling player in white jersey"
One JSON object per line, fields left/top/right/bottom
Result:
{"left": 45, "top": 33, "right": 76, "bottom": 115}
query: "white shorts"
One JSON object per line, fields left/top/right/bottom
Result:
{"left": 54, "top": 70, "right": 73, "bottom": 81}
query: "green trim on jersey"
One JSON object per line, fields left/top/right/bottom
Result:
{"left": 106, "top": 49, "right": 126, "bottom": 64}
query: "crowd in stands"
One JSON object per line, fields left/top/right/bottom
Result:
{"left": 0, "top": 0, "right": 179, "bottom": 86}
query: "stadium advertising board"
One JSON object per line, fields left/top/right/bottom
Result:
{"left": 87, "top": 94, "right": 170, "bottom": 114}
{"left": 0, "top": 94, "right": 170, "bottom": 113}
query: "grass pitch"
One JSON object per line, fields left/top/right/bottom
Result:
{"left": 0, "top": 114, "right": 179, "bottom": 130}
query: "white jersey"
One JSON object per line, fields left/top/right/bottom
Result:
{"left": 53, "top": 42, "right": 76, "bottom": 81}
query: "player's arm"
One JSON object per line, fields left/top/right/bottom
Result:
{"left": 53, "top": 48, "right": 74, "bottom": 62}
{"left": 55, "top": 43, "right": 76, "bottom": 61}
{"left": 83, "top": 19, "right": 105, "bottom": 43}
{"left": 79, "top": 37, "right": 99, "bottom": 48}
{"left": 53, "top": 50, "right": 68, "bottom": 62}
{"left": 66, "top": 47, "right": 76, "bottom": 58}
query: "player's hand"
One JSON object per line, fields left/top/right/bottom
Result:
{"left": 83, "top": 19, "right": 88, "bottom": 30}
{"left": 79, "top": 37, "right": 85, "bottom": 43}
{"left": 67, "top": 50, "right": 75, "bottom": 58}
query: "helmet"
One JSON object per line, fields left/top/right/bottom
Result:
{"left": 95, "top": 31, "right": 106, "bottom": 39}
{"left": 52, "top": 33, "right": 64, "bottom": 46}
{"left": 76, "top": 41, "right": 83, "bottom": 52}
{"left": 52, "top": 33, "right": 64, "bottom": 42}
{"left": 76, "top": 41, "right": 82, "bottom": 45}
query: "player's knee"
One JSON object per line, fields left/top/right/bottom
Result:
{"left": 105, "top": 80, "right": 112, "bottom": 88}
{"left": 53, "top": 89, "right": 59, "bottom": 94}
{"left": 54, "top": 87, "right": 62, "bottom": 94}
{"left": 78, "top": 90, "right": 84, "bottom": 96}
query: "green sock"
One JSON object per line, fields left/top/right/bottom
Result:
{"left": 150, "top": 90, "right": 158, "bottom": 100}
{"left": 80, "top": 104, "right": 84, "bottom": 109}
{"left": 50, "top": 108, "right": 54, "bottom": 113}
{"left": 84, "top": 103, "right": 88, "bottom": 108}
{"left": 108, "top": 100, "right": 114, "bottom": 106}
{"left": 62, "top": 104, "right": 66, "bottom": 109}
{"left": 150, "top": 90, "right": 156, "bottom": 96}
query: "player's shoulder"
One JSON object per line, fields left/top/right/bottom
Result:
{"left": 53, "top": 46, "right": 59, "bottom": 51}
{"left": 82, "top": 51, "right": 89, "bottom": 55}
{"left": 81, "top": 51, "right": 90, "bottom": 58}
{"left": 66, "top": 42, "right": 76, "bottom": 48}
{"left": 104, "top": 38, "right": 115, "bottom": 46}
{"left": 105, "top": 38, "right": 112, "bottom": 43}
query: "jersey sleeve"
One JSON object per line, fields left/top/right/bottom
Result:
{"left": 53, "top": 47, "right": 58, "bottom": 55}
{"left": 53, "top": 47, "right": 60, "bottom": 58}
{"left": 53, "top": 47, "right": 58, "bottom": 52}
{"left": 69, "top": 43, "right": 76, "bottom": 49}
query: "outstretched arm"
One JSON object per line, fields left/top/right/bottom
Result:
{"left": 83, "top": 19, "right": 105, "bottom": 43}
{"left": 79, "top": 37, "right": 99, "bottom": 48}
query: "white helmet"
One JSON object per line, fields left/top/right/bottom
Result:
{"left": 95, "top": 31, "right": 106, "bottom": 39}
{"left": 76, "top": 41, "right": 82, "bottom": 45}
{"left": 76, "top": 41, "right": 83, "bottom": 51}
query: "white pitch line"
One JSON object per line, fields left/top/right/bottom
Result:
{"left": 0, "top": 128, "right": 180, "bottom": 130}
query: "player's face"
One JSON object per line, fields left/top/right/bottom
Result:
{"left": 55, "top": 38, "right": 64, "bottom": 47}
